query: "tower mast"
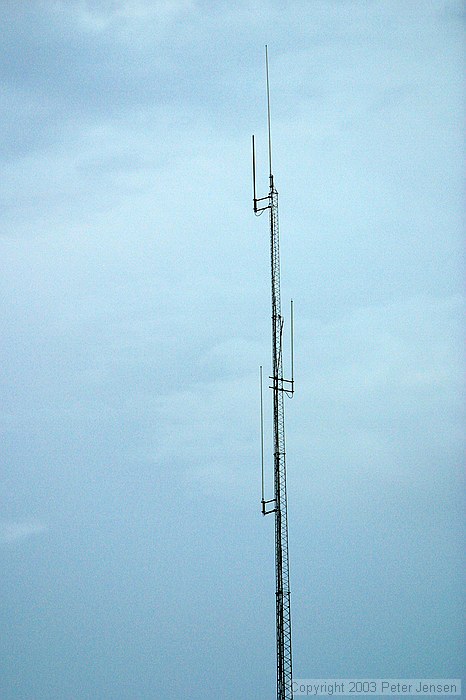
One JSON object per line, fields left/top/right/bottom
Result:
{"left": 253, "top": 46, "right": 294, "bottom": 700}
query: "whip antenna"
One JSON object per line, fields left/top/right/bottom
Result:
{"left": 266, "top": 44, "right": 273, "bottom": 185}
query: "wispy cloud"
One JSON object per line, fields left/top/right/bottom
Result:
{"left": 0, "top": 520, "right": 47, "bottom": 544}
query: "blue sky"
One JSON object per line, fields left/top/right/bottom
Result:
{"left": 0, "top": 2, "right": 464, "bottom": 699}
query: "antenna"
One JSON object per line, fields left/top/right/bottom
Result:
{"left": 266, "top": 44, "right": 273, "bottom": 185}
{"left": 260, "top": 366, "right": 266, "bottom": 515}
{"left": 290, "top": 299, "right": 294, "bottom": 390}
{"left": 253, "top": 47, "right": 295, "bottom": 700}
{"left": 252, "top": 135, "right": 257, "bottom": 213}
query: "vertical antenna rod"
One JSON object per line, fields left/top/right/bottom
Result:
{"left": 266, "top": 44, "right": 273, "bottom": 184}
{"left": 252, "top": 46, "right": 294, "bottom": 700}
{"left": 260, "top": 365, "right": 265, "bottom": 510}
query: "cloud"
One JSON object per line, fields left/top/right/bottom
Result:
{"left": 52, "top": 0, "right": 195, "bottom": 32}
{"left": 0, "top": 520, "right": 47, "bottom": 544}
{"left": 0, "top": 3, "right": 463, "bottom": 694}
{"left": 289, "top": 293, "right": 464, "bottom": 502}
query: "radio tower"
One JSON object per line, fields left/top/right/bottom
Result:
{"left": 252, "top": 46, "right": 295, "bottom": 700}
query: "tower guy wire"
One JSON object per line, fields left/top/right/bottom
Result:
{"left": 252, "top": 45, "right": 295, "bottom": 700}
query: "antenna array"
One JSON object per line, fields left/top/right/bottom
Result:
{"left": 252, "top": 45, "right": 295, "bottom": 700}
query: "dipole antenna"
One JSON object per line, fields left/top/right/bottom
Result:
{"left": 252, "top": 46, "right": 295, "bottom": 700}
